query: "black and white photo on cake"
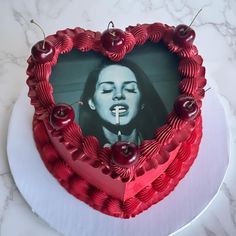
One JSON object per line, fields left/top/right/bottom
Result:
{"left": 50, "top": 41, "right": 181, "bottom": 146}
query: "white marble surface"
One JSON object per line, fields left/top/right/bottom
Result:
{"left": 0, "top": 0, "right": 236, "bottom": 235}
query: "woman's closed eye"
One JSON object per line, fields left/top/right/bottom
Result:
{"left": 124, "top": 83, "right": 138, "bottom": 93}
{"left": 100, "top": 84, "right": 114, "bottom": 94}
{"left": 102, "top": 89, "right": 113, "bottom": 93}
{"left": 125, "top": 88, "right": 137, "bottom": 93}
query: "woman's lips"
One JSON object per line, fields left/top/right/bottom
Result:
{"left": 110, "top": 104, "right": 129, "bottom": 117}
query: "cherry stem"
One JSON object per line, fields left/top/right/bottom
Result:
{"left": 122, "top": 146, "right": 129, "bottom": 155}
{"left": 69, "top": 100, "right": 83, "bottom": 106}
{"left": 186, "top": 100, "right": 196, "bottom": 109}
{"left": 205, "top": 87, "right": 211, "bottom": 92}
{"left": 107, "top": 21, "right": 115, "bottom": 30}
{"left": 183, "top": 8, "right": 203, "bottom": 35}
{"left": 107, "top": 21, "right": 116, "bottom": 37}
{"left": 58, "top": 108, "right": 65, "bottom": 117}
{"left": 30, "top": 19, "right": 46, "bottom": 49}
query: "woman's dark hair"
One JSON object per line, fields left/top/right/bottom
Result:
{"left": 79, "top": 59, "right": 167, "bottom": 145}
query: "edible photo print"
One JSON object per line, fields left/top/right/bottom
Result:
{"left": 50, "top": 41, "right": 181, "bottom": 146}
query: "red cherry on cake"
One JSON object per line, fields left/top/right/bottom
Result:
{"left": 173, "top": 24, "right": 195, "bottom": 47}
{"left": 30, "top": 19, "right": 55, "bottom": 63}
{"left": 50, "top": 104, "right": 75, "bottom": 129}
{"left": 101, "top": 21, "right": 126, "bottom": 52}
{"left": 111, "top": 141, "right": 139, "bottom": 168}
{"left": 31, "top": 40, "right": 55, "bottom": 63}
{"left": 173, "top": 9, "right": 203, "bottom": 47}
{"left": 174, "top": 95, "right": 199, "bottom": 120}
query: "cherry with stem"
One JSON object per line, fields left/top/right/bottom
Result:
{"left": 182, "top": 8, "right": 203, "bottom": 35}
{"left": 30, "top": 19, "right": 46, "bottom": 49}
{"left": 101, "top": 21, "right": 126, "bottom": 52}
{"left": 30, "top": 19, "right": 55, "bottom": 63}
{"left": 173, "top": 8, "right": 203, "bottom": 47}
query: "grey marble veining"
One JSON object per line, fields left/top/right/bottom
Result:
{"left": 222, "top": 183, "right": 236, "bottom": 229}
{"left": 0, "top": 173, "right": 15, "bottom": 232}
{"left": 0, "top": 0, "right": 236, "bottom": 235}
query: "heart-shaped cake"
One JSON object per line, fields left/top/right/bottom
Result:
{"left": 26, "top": 21, "right": 206, "bottom": 218}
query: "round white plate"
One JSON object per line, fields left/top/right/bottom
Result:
{"left": 7, "top": 85, "right": 229, "bottom": 236}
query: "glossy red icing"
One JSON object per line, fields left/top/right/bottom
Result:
{"left": 52, "top": 32, "right": 73, "bottom": 53}
{"left": 148, "top": 23, "right": 165, "bottom": 43}
{"left": 177, "top": 45, "right": 198, "bottom": 58}
{"left": 52, "top": 160, "right": 73, "bottom": 182}
{"left": 33, "top": 117, "right": 202, "bottom": 218}
{"left": 74, "top": 32, "right": 94, "bottom": 52}
{"left": 179, "top": 58, "right": 201, "bottom": 78}
{"left": 62, "top": 123, "right": 83, "bottom": 147}
{"left": 126, "top": 24, "right": 149, "bottom": 45}
{"left": 36, "top": 81, "right": 54, "bottom": 107}
{"left": 27, "top": 22, "right": 206, "bottom": 218}
{"left": 33, "top": 63, "right": 52, "bottom": 81}
{"left": 123, "top": 32, "right": 136, "bottom": 53}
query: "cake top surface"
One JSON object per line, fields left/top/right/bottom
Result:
{"left": 27, "top": 22, "right": 206, "bottom": 181}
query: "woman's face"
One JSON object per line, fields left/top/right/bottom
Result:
{"left": 88, "top": 65, "right": 142, "bottom": 126}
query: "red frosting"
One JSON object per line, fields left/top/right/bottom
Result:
{"left": 62, "top": 123, "right": 83, "bottom": 147}
{"left": 33, "top": 63, "right": 52, "bottom": 81}
{"left": 179, "top": 58, "right": 201, "bottom": 78}
{"left": 74, "top": 32, "right": 94, "bottom": 52}
{"left": 126, "top": 24, "right": 149, "bottom": 45}
{"left": 50, "top": 31, "right": 74, "bottom": 54}
{"left": 177, "top": 45, "right": 198, "bottom": 58}
{"left": 139, "top": 139, "right": 161, "bottom": 160}
{"left": 27, "top": 22, "right": 206, "bottom": 218}
{"left": 124, "top": 32, "right": 136, "bottom": 53}
{"left": 148, "top": 23, "right": 165, "bottom": 43}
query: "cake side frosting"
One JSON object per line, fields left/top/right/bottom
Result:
{"left": 32, "top": 115, "right": 202, "bottom": 218}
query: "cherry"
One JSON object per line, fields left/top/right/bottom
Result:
{"left": 111, "top": 141, "right": 139, "bottom": 168}
{"left": 101, "top": 21, "right": 126, "bottom": 52}
{"left": 173, "top": 24, "right": 195, "bottom": 47}
{"left": 174, "top": 95, "right": 199, "bottom": 121}
{"left": 173, "top": 9, "right": 202, "bottom": 47}
{"left": 50, "top": 104, "right": 75, "bottom": 129}
{"left": 30, "top": 19, "right": 55, "bottom": 63}
{"left": 31, "top": 40, "right": 55, "bottom": 63}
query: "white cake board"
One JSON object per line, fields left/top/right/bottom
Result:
{"left": 7, "top": 85, "right": 229, "bottom": 236}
